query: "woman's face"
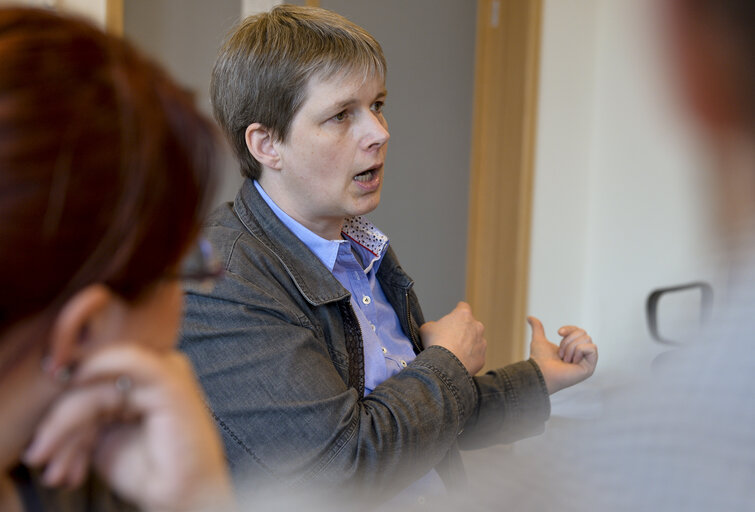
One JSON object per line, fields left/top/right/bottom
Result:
{"left": 106, "top": 281, "right": 184, "bottom": 353}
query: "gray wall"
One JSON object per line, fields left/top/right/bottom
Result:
{"left": 124, "top": 0, "right": 477, "bottom": 321}
{"left": 322, "top": 0, "right": 476, "bottom": 320}
{"left": 124, "top": 0, "right": 245, "bottom": 205}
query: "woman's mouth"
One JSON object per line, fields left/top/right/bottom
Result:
{"left": 354, "top": 168, "right": 377, "bottom": 182}
{"left": 352, "top": 165, "right": 382, "bottom": 191}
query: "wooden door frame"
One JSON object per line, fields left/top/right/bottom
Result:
{"left": 106, "top": 0, "right": 122, "bottom": 35}
{"left": 466, "top": 0, "right": 542, "bottom": 370}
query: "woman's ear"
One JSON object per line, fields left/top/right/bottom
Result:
{"left": 45, "top": 284, "right": 115, "bottom": 376}
{"left": 245, "top": 123, "right": 282, "bottom": 170}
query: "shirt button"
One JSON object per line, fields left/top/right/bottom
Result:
{"left": 371, "top": 324, "right": 377, "bottom": 332}
{"left": 362, "top": 295, "right": 371, "bottom": 305}
{"left": 381, "top": 347, "right": 387, "bottom": 354}
{"left": 400, "top": 360, "right": 407, "bottom": 368}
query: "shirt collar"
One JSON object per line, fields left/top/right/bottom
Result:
{"left": 253, "top": 180, "right": 389, "bottom": 273}
{"left": 341, "top": 217, "right": 389, "bottom": 273}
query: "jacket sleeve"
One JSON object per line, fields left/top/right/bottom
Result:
{"left": 401, "top": 270, "right": 551, "bottom": 451}
{"left": 179, "top": 266, "right": 478, "bottom": 496}
{"left": 458, "top": 359, "right": 551, "bottom": 450}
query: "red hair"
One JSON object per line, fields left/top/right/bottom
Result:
{"left": 0, "top": 8, "right": 217, "bottom": 334}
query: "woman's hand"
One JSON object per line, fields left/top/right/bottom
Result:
{"left": 24, "top": 344, "right": 233, "bottom": 511}
{"left": 420, "top": 302, "right": 487, "bottom": 375}
{"left": 527, "top": 316, "right": 598, "bottom": 394}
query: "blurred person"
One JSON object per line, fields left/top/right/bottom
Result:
{"left": 419, "top": 0, "right": 755, "bottom": 510}
{"left": 180, "top": 4, "right": 598, "bottom": 506}
{"left": 0, "top": 8, "right": 234, "bottom": 511}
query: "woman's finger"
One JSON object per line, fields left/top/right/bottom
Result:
{"left": 557, "top": 325, "right": 580, "bottom": 337}
{"left": 36, "top": 422, "right": 97, "bottom": 487}
{"left": 558, "top": 329, "right": 588, "bottom": 358}
{"left": 71, "top": 344, "right": 184, "bottom": 387}
{"left": 64, "top": 447, "right": 92, "bottom": 488}
{"left": 562, "top": 334, "right": 592, "bottom": 363}
{"left": 25, "top": 379, "right": 135, "bottom": 468}
{"left": 574, "top": 342, "right": 598, "bottom": 368}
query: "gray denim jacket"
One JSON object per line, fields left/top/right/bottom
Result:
{"left": 180, "top": 179, "right": 550, "bottom": 499}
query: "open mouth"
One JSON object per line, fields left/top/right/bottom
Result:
{"left": 354, "top": 166, "right": 381, "bottom": 183}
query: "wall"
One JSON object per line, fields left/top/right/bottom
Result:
{"left": 321, "top": 0, "right": 477, "bottom": 321}
{"left": 123, "top": 0, "right": 245, "bottom": 207}
{"left": 0, "top": 0, "right": 105, "bottom": 26}
{"left": 528, "top": 0, "right": 721, "bottom": 381}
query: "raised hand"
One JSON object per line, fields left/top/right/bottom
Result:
{"left": 527, "top": 316, "right": 598, "bottom": 394}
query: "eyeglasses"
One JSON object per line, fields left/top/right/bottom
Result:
{"left": 168, "top": 237, "right": 224, "bottom": 289}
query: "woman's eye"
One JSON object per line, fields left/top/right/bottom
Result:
{"left": 372, "top": 101, "right": 384, "bottom": 113}
{"left": 333, "top": 111, "right": 348, "bottom": 121}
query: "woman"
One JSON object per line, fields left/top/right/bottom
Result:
{"left": 0, "top": 7, "right": 233, "bottom": 511}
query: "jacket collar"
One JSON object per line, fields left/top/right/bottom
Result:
{"left": 233, "top": 178, "right": 415, "bottom": 305}
{"left": 233, "top": 179, "right": 351, "bottom": 306}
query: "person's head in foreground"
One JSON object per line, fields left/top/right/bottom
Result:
{"left": 212, "top": 4, "right": 389, "bottom": 240}
{"left": 0, "top": 7, "right": 232, "bottom": 511}
{"left": 666, "top": 0, "right": 755, "bottom": 235}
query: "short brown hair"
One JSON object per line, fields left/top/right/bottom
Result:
{"left": 0, "top": 8, "right": 218, "bottom": 335}
{"left": 210, "top": 5, "right": 386, "bottom": 179}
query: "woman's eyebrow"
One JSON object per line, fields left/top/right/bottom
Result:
{"left": 327, "top": 89, "right": 388, "bottom": 112}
